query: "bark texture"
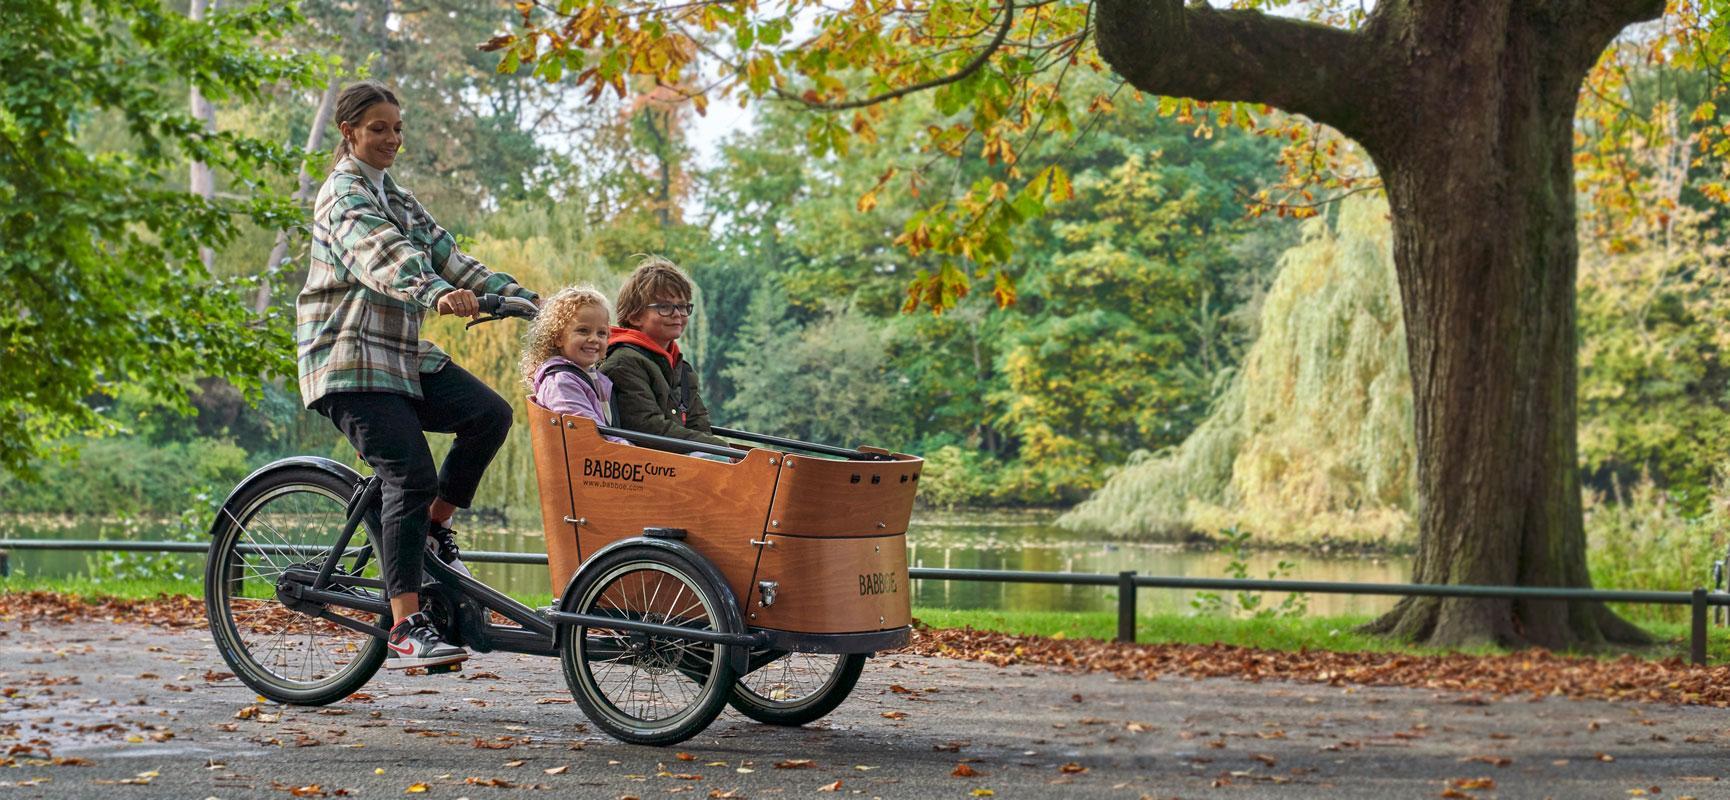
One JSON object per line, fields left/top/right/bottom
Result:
{"left": 1095, "top": 0, "right": 1664, "bottom": 647}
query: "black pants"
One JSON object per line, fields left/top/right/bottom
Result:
{"left": 312, "top": 364, "right": 512, "bottom": 599}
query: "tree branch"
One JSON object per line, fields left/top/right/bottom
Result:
{"left": 1093, "top": 0, "right": 1377, "bottom": 143}
{"left": 782, "top": 0, "right": 1016, "bottom": 112}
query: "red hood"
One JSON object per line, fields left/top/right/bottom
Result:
{"left": 608, "top": 326, "right": 681, "bottom": 369}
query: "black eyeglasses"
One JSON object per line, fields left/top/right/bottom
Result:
{"left": 646, "top": 302, "right": 695, "bottom": 317}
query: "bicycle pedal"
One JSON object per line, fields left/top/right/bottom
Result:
{"left": 424, "top": 662, "right": 463, "bottom": 675}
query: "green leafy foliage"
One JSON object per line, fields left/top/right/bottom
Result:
{"left": 0, "top": 0, "right": 317, "bottom": 477}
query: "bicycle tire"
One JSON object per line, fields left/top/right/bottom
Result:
{"left": 559, "top": 545, "right": 738, "bottom": 745}
{"left": 729, "top": 651, "right": 865, "bottom": 726}
{"left": 205, "top": 467, "right": 387, "bottom": 705}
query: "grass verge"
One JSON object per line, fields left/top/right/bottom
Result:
{"left": 5, "top": 574, "right": 1723, "bottom": 663}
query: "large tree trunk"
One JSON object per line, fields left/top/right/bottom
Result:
{"left": 1361, "top": 7, "right": 1645, "bottom": 647}
{"left": 1094, "top": 0, "right": 1665, "bottom": 647}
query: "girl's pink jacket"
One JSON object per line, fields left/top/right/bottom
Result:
{"left": 531, "top": 356, "right": 628, "bottom": 445}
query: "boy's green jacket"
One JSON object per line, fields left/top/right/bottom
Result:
{"left": 601, "top": 328, "right": 730, "bottom": 448}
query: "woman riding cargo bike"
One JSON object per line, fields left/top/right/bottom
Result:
{"left": 203, "top": 82, "right": 921, "bottom": 745}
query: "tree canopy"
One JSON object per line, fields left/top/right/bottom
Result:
{"left": 0, "top": 0, "right": 317, "bottom": 476}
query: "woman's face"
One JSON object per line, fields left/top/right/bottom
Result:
{"left": 342, "top": 102, "right": 402, "bottom": 170}
{"left": 559, "top": 305, "right": 611, "bottom": 369}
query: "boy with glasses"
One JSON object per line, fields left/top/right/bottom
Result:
{"left": 602, "top": 256, "right": 731, "bottom": 449}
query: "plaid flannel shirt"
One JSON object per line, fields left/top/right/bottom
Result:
{"left": 296, "top": 157, "right": 538, "bottom": 406}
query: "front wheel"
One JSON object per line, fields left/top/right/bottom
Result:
{"left": 205, "top": 467, "right": 387, "bottom": 706}
{"left": 730, "top": 652, "right": 866, "bottom": 726}
{"left": 558, "top": 546, "right": 738, "bottom": 746}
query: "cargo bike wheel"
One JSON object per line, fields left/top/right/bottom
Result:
{"left": 205, "top": 468, "right": 388, "bottom": 706}
{"left": 558, "top": 546, "right": 738, "bottom": 746}
{"left": 730, "top": 652, "right": 865, "bottom": 726}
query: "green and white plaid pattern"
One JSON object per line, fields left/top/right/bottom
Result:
{"left": 296, "top": 157, "right": 537, "bottom": 406}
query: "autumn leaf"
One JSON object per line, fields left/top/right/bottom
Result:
{"left": 676, "top": 752, "right": 696, "bottom": 761}
{"left": 1059, "top": 762, "right": 1087, "bottom": 774}
{"left": 951, "top": 763, "right": 980, "bottom": 778}
{"left": 971, "top": 790, "right": 995, "bottom": 798}
{"left": 818, "top": 780, "right": 842, "bottom": 792}
{"left": 1461, "top": 755, "right": 1512, "bottom": 767}
{"left": 404, "top": 783, "right": 429, "bottom": 794}
{"left": 774, "top": 759, "right": 816, "bottom": 769}
{"left": 544, "top": 765, "right": 569, "bottom": 775}
{"left": 881, "top": 711, "right": 908, "bottom": 720}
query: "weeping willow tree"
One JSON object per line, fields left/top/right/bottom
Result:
{"left": 1061, "top": 196, "right": 1415, "bottom": 547}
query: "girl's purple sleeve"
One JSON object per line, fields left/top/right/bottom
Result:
{"left": 537, "top": 373, "right": 628, "bottom": 445}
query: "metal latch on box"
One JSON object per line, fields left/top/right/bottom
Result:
{"left": 758, "top": 581, "right": 778, "bottom": 607}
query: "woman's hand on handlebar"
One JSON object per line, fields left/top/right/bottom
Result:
{"left": 460, "top": 293, "right": 539, "bottom": 328}
{"left": 437, "top": 289, "right": 480, "bottom": 318}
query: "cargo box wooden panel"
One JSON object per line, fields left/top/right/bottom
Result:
{"left": 526, "top": 402, "right": 580, "bottom": 595}
{"left": 545, "top": 410, "right": 780, "bottom": 605}
{"left": 745, "top": 533, "right": 910, "bottom": 633}
{"left": 764, "top": 454, "right": 922, "bottom": 537}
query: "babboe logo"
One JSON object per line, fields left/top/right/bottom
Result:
{"left": 583, "top": 458, "right": 678, "bottom": 483}
{"left": 859, "top": 572, "right": 898, "bottom": 596}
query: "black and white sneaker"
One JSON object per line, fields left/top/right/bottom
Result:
{"left": 384, "top": 612, "right": 468, "bottom": 670}
{"left": 425, "top": 522, "right": 472, "bottom": 578}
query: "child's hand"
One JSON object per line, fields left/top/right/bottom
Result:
{"left": 437, "top": 289, "right": 479, "bottom": 317}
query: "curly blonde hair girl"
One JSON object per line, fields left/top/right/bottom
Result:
{"left": 519, "top": 286, "right": 613, "bottom": 390}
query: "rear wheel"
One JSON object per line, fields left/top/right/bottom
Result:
{"left": 559, "top": 546, "right": 737, "bottom": 746}
{"left": 730, "top": 652, "right": 865, "bottom": 726}
{"left": 205, "top": 468, "right": 386, "bottom": 706}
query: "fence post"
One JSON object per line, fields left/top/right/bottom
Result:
{"left": 1116, "top": 571, "right": 1137, "bottom": 644}
{"left": 1691, "top": 587, "right": 1708, "bottom": 667}
{"left": 0, "top": 549, "right": 8, "bottom": 577}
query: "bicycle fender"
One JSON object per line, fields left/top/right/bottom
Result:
{"left": 558, "top": 536, "right": 752, "bottom": 674}
{"left": 208, "top": 456, "right": 363, "bottom": 539}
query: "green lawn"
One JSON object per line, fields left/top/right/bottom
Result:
{"left": 5, "top": 574, "right": 1723, "bottom": 663}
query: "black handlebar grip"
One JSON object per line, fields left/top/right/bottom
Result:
{"left": 476, "top": 294, "right": 503, "bottom": 314}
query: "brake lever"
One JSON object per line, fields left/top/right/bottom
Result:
{"left": 464, "top": 315, "right": 505, "bottom": 329}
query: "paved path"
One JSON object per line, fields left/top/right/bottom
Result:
{"left": 2, "top": 620, "right": 1728, "bottom": 799}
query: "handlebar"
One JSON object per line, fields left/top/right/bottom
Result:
{"left": 465, "top": 294, "right": 539, "bottom": 328}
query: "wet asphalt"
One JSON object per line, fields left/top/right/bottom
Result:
{"left": 2, "top": 620, "right": 1728, "bottom": 799}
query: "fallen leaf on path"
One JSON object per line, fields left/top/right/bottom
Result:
{"left": 817, "top": 780, "right": 842, "bottom": 791}
{"left": 881, "top": 711, "right": 908, "bottom": 720}
{"left": 774, "top": 760, "right": 816, "bottom": 769}
{"left": 1461, "top": 755, "right": 1512, "bottom": 767}
{"left": 544, "top": 765, "right": 569, "bottom": 775}
{"left": 404, "top": 783, "right": 429, "bottom": 793}
{"left": 951, "top": 764, "right": 979, "bottom": 778}
{"left": 1059, "top": 763, "right": 1087, "bottom": 774}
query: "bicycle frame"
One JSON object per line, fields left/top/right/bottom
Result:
{"left": 272, "top": 476, "right": 766, "bottom": 662}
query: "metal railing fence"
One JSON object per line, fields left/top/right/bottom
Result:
{"left": 3, "top": 539, "right": 1726, "bottom": 665}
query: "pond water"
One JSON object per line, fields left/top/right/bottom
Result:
{"left": 0, "top": 511, "right": 1410, "bottom": 617}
